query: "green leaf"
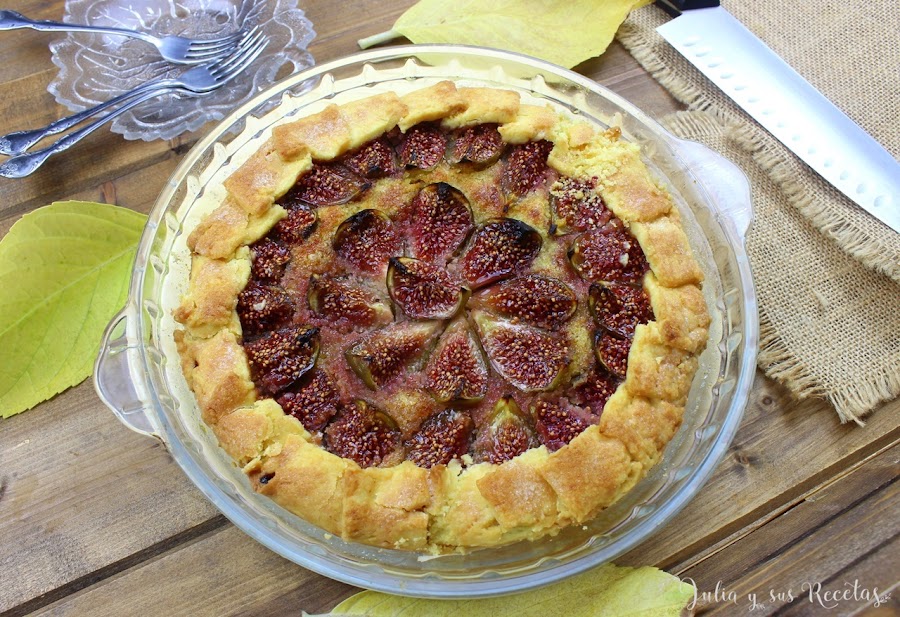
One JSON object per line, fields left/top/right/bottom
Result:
{"left": 316, "top": 563, "right": 694, "bottom": 616}
{"left": 358, "top": 0, "right": 653, "bottom": 69}
{"left": 0, "top": 201, "right": 147, "bottom": 418}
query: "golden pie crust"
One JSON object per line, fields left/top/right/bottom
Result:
{"left": 174, "top": 81, "right": 710, "bottom": 552}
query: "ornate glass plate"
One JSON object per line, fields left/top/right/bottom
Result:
{"left": 48, "top": 0, "right": 315, "bottom": 141}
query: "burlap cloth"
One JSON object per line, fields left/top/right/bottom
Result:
{"left": 616, "top": 1, "right": 900, "bottom": 423}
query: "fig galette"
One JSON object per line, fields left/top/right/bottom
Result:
{"left": 174, "top": 81, "right": 710, "bottom": 552}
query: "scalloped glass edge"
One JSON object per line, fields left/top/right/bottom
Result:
{"left": 95, "top": 45, "right": 759, "bottom": 598}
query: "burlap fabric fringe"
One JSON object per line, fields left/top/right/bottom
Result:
{"left": 617, "top": 3, "right": 900, "bottom": 422}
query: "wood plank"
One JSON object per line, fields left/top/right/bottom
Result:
{"left": 790, "top": 537, "right": 899, "bottom": 617}
{"left": 30, "top": 526, "right": 356, "bottom": 617}
{"left": 0, "top": 381, "right": 221, "bottom": 613}
{"left": 677, "top": 442, "right": 899, "bottom": 615}
{"left": 619, "top": 374, "right": 900, "bottom": 571}
{"left": 0, "top": 151, "right": 179, "bottom": 218}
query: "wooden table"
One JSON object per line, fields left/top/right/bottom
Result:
{"left": 1, "top": 1, "right": 897, "bottom": 615}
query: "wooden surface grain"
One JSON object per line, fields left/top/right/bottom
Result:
{"left": 1, "top": 1, "right": 897, "bottom": 615}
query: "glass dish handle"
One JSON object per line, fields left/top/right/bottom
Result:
{"left": 670, "top": 138, "right": 754, "bottom": 240}
{"left": 94, "top": 308, "right": 161, "bottom": 439}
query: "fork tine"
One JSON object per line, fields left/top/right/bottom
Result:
{"left": 185, "top": 29, "right": 246, "bottom": 51}
{"left": 189, "top": 24, "right": 259, "bottom": 52}
{"left": 182, "top": 44, "right": 241, "bottom": 61}
{"left": 213, "top": 32, "right": 268, "bottom": 84}
{"left": 209, "top": 29, "right": 266, "bottom": 75}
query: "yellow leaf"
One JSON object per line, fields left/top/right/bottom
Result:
{"left": 316, "top": 563, "right": 694, "bottom": 616}
{"left": 0, "top": 201, "right": 146, "bottom": 418}
{"left": 358, "top": 0, "right": 654, "bottom": 69}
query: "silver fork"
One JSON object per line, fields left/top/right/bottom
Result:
{"left": 0, "top": 9, "right": 246, "bottom": 65}
{"left": 0, "top": 25, "right": 263, "bottom": 156}
{"left": 0, "top": 30, "right": 267, "bottom": 179}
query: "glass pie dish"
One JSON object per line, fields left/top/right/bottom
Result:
{"left": 94, "top": 45, "right": 758, "bottom": 598}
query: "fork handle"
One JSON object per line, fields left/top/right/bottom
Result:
{"left": 0, "top": 10, "right": 156, "bottom": 43}
{"left": 0, "top": 78, "right": 176, "bottom": 155}
{"left": 0, "top": 86, "right": 178, "bottom": 179}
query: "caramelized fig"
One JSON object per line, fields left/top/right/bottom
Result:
{"left": 405, "top": 409, "right": 474, "bottom": 468}
{"left": 502, "top": 140, "right": 554, "bottom": 197}
{"left": 288, "top": 162, "right": 370, "bottom": 207}
{"left": 345, "top": 321, "right": 441, "bottom": 389}
{"left": 236, "top": 281, "right": 294, "bottom": 335}
{"left": 341, "top": 137, "right": 398, "bottom": 179}
{"left": 569, "top": 221, "right": 649, "bottom": 283}
{"left": 448, "top": 123, "right": 504, "bottom": 165}
{"left": 532, "top": 398, "right": 594, "bottom": 452}
{"left": 408, "top": 182, "right": 474, "bottom": 264}
{"left": 243, "top": 326, "right": 320, "bottom": 395}
{"left": 249, "top": 237, "right": 291, "bottom": 283}
{"left": 307, "top": 274, "right": 392, "bottom": 327}
{"left": 472, "top": 311, "right": 568, "bottom": 392}
{"left": 460, "top": 218, "right": 543, "bottom": 289}
{"left": 569, "top": 366, "right": 620, "bottom": 415}
{"left": 424, "top": 320, "right": 489, "bottom": 403}
{"left": 472, "top": 274, "right": 577, "bottom": 329}
{"left": 272, "top": 206, "right": 317, "bottom": 245}
{"left": 277, "top": 370, "right": 340, "bottom": 432}
{"left": 332, "top": 209, "right": 400, "bottom": 274}
{"left": 387, "top": 257, "right": 467, "bottom": 320}
{"left": 325, "top": 400, "right": 401, "bottom": 468}
{"left": 398, "top": 123, "right": 447, "bottom": 170}
{"left": 473, "top": 397, "right": 537, "bottom": 464}
{"left": 595, "top": 331, "right": 631, "bottom": 378}
{"left": 589, "top": 282, "right": 653, "bottom": 338}
{"left": 549, "top": 177, "right": 611, "bottom": 235}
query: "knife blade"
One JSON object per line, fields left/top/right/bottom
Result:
{"left": 656, "top": 0, "right": 900, "bottom": 233}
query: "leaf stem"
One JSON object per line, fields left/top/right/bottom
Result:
{"left": 357, "top": 30, "right": 401, "bottom": 49}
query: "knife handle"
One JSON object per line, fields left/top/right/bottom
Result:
{"left": 656, "top": 0, "right": 720, "bottom": 16}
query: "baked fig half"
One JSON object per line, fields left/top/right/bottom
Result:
{"left": 549, "top": 176, "right": 611, "bottom": 235}
{"left": 341, "top": 137, "right": 398, "bottom": 179}
{"left": 249, "top": 237, "right": 291, "bottom": 283}
{"left": 345, "top": 321, "right": 441, "bottom": 389}
{"left": 398, "top": 123, "right": 447, "bottom": 170}
{"left": 448, "top": 123, "right": 504, "bottom": 165}
{"left": 277, "top": 370, "right": 341, "bottom": 433}
{"left": 460, "top": 218, "right": 543, "bottom": 289}
{"left": 588, "top": 282, "right": 654, "bottom": 338}
{"left": 332, "top": 209, "right": 401, "bottom": 275}
{"left": 568, "top": 221, "right": 649, "bottom": 283}
{"left": 307, "top": 274, "right": 392, "bottom": 327}
{"left": 472, "top": 274, "right": 577, "bottom": 330}
{"left": 532, "top": 398, "right": 595, "bottom": 452}
{"left": 243, "top": 325, "right": 320, "bottom": 395}
{"left": 407, "top": 182, "right": 474, "bottom": 264}
{"left": 325, "top": 399, "right": 401, "bottom": 468}
{"left": 473, "top": 397, "right": 538, "bottom": 464}
{"left": 424, "top": 320, "right": 489, "bottom": 403}
{"left": 502, "top": 140, "right": 554, "bottom": 197}
{"left": 272, "top": 206, "right": 317, "bottom": 245}
{"left": 387, "top": 257, "right": 468, "bottom": 320}
{"left": 569, "top": 365, "right": 620, "bottom": 415}
{"left": 405, "top": 409, "right": 474, "bottom": 468}
{"left": 236, "top": 282, "right": 294, "bottom": 335}
{"left": 472, "top": 311, "right": 568, "bottom": 392}
{"left": 594, "top": 331, "right": 631, "bottom": 379}
{"left": 288, "top": 162, "right": 370, "bottom": 207}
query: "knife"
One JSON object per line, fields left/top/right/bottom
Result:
{"left": 655, "top": 0, "right": 900, "bottom": 233}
